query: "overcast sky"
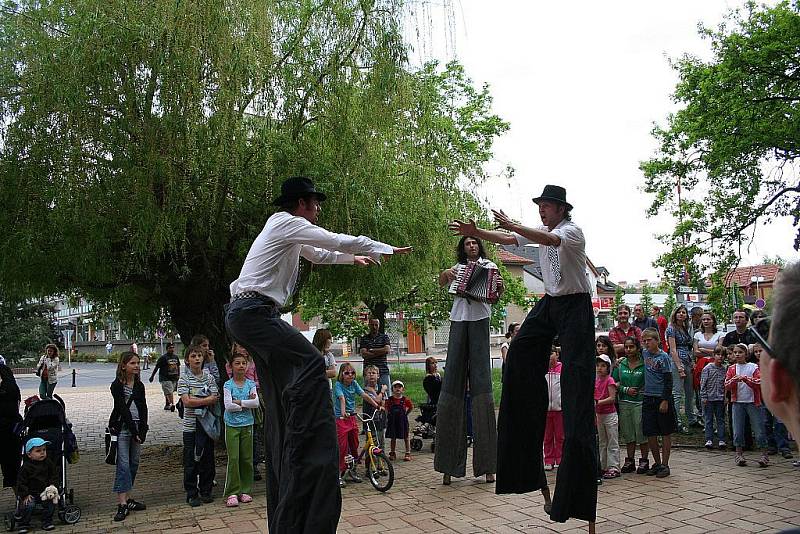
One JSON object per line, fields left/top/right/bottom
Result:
{"left": 408, "top": 0, "right": 799, "bottom": 283}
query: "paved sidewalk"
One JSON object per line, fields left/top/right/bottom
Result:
{"left": 4, "top": 385, "right": 798, "bottom": 533}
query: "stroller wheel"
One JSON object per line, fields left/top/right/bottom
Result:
{"left": 411, "top": 438, "right": 423, "bottom": 452}
{"left": 62, "top": 505, "right": 81, "bottom": 525}
{"left": 4, "top": 511, "right": 16, "bottom": 531}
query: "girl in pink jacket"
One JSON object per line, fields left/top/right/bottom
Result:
{"left": 544, "top": 346, "right": 563, "bottom": 470}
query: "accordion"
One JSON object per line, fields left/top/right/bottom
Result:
{"left": 448, "top": 261, "right": 501, "bottom": 304}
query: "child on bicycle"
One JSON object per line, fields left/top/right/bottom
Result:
{"left": 335, "top": 363, "right": 380, "bottom": 488}
{"left": 385, "top": 380, "right": 414, "bottom": 462}
{"left": 362, "top": 364, "right": 387, "bottom": 444}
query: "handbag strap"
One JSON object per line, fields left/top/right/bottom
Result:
{"left": 116, "top": 385, "right": 136, "bottom": 425}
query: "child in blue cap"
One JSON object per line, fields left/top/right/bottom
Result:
{"left": 16, "top": 437, "right": 58, "bottom": 532}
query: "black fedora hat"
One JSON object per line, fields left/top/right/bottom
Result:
{"left": 532, "top": 185, "right": 573, "bottom": 211}
{"left": 272, "top": 176, "right": 327, "bottom": 206}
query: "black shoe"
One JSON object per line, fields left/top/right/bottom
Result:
{"left": 636, "top": 458, "right": 649, "bottom": 474}
{"left": 16, "top": 525, "right": 29, "bottom": 534}
{"left": 41, "top": 524, "right": 55, "bottom": 532}
{"left": 163, "top": 404, "right": 171, "bottom": 410}
{"left": 187, "top": 495, "right": 202, "bottom": 507}
{"left": 114, "top": 504, "right": 129, "bottom": 521}
{"left": 127, "top": 498, "right": 146, "bottom": 511}
{"left": 646, "top": 463, "right": 662, "bottom": 476}
{"left": 656, "top": 465, "right": 671, "bottom": 478}
{"left": 170, "top": 404, "right": 176, "bottom": 412}
{"left": 200, "top": 494, "right": 214, "bottom": 503}
{"left": 781, "top": 450, "right": 794, "bottom": 459}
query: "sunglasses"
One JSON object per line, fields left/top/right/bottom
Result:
{"left": 748, "top": 317, "right": 773, "bottom": 357}
{"left": 343, "top": 371, "right": 355, "bottom": 376}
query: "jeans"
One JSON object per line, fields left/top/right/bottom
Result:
{"left": 671, "top": 360, "right": 697, "bottom": 426}
{"left": 703, "top": 401, "right": 725, "bottom": 443}
{"left": 434, "top": 318, "right": 497, "bottom": 478}
{"left": 183, "top": 428, "right": 215, "bottom": 498}
{"left": 224, "top": 425, "right": 254, "bottom": 498}
{"left": 225, "top": 297, "right": 340, "bottom": 534}
{"left": 38, "top": 380, "right": 56, "bottom": 399}
{"left": 113, "top": 428, "right": 141, "bottom": 493}
{"left": 18, "top": 496, "right": 54, "bottom": 526}
{"left": 762, "top": 406, "right": 791, "bottom": 452}
{"left": 497, "top": 293, "right": 597, "bottom": 523}
{"left": 732, "top": 402, "right": 765, "bottom": 448}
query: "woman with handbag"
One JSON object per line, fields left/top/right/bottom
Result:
{"left": 36, "top": 344, "right": 59, "bottom": 399}
{"left": 109, "top": 351, "right": 148, "bottom": 522}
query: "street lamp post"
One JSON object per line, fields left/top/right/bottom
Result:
{"left": 751, "top": 275, "right": 765, "bottom": 301}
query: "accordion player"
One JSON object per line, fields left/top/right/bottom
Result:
{"left": 448, "top": 261, "right": 502, "bottom": 304}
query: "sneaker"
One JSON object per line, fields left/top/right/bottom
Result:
{"left": 41, "top": 525, "right": 55, "bottom": 532}
{"left": 636, "top": 458, "right": 649, "bottom": 474}
{"left": 718, "top": 441, "right": 727, "bottom": 450}
{"left": 345, "top": 468, "right": 362, "bottom": 483}
{"left": 239, "top": 494, "right": 253, "bottom": 503}
{"left": 704, "top": 440, "right": 713, "bottom": 449}
{"left": 758, "top": 454, "right": 769, "bottom": 468}
{"left": 17, "top": 525, "right": 29, "bottom": 534}
{"left": 735, "top": 454, "right": 747, "bottom": 467}
{"left": 655, "top": 465, "right": 671, "bottom": 478}
{"left": 793, "top": 460, "right": 800, "bottom": 468}
{"left": 646, "top": 463, "right": 662, "bottom": 476}
{"left": 596, "top": 477, "right": 603, "bottom": 485}
{"left": 389, "top": 451, "right": 396, "bottom": 461}
{"left": 200, "top": 494, "right": 214, "bottom": 503}
{"left": 544, "top": 464, "right": 553, "bottom": 471}
{"left": 621, "top": 457, "right": 636, "bottom": 473}
{"left": 781, "top": 449, "right": 794, "bottom": 459}
{"left": 114, "top": 504, "right": 129, "bottom": 521}
{"left": 338, "top": 477, "right": 346, "bottom": 488}
{"left": 226, "top": 495, "right": 239, "bottom": 507}
{"left": 126, "top": 498, "right": 146, "bottom": 511}
{"left": 187, "top": 495, "right": 202, "bottom": 507}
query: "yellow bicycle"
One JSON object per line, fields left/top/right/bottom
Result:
{"left": 349, "top": 411, "right": 394, "bottom": 492}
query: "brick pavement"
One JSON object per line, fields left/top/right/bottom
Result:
{"left": 3, "top": 386, "right": 799, "bottom": 533}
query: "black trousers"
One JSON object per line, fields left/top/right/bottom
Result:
{"left": 183, "top": 427, "right": 215, "bottom": 498}
{"left": 496, "top": 293, "right": 598, "bottom": 523}
{"left": 226, "top": 297, "right": 340, "bottom": 534}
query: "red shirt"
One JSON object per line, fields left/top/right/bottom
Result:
{"left": 693, "top": 356, "right": 713, "bottom": 389}
{"left": 608, "top": 324, "right": 643, "bottom": 358}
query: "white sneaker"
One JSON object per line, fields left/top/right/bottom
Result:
{"left": 544, "top": 464, "right": 553, "bottom": 471}
{"left": 704, "top": 440, "right": 713, "bottom": 449}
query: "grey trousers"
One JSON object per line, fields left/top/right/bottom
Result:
{"left": 434, "top": 318, "right": 497, "bottom": 477}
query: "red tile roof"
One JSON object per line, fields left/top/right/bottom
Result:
{"left": 724, "top": 264, "right": 782, "bottom": 288}
{"left": 497, "top": 249, "right": 534, "bottom": 266}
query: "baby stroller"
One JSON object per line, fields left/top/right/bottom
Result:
{"left": 411, "top": 373, "right": 441, "bottom": 453}
{"left": 4, "top": 395, "right": 81, "bottom": 531}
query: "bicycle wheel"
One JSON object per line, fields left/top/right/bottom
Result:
{"left": 366, "top": 450, "right": 394, "bottom": 492}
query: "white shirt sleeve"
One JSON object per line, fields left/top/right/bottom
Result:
{"left": 224, "top": 388, "right": 242, "bottom": 412}
{"left": 240, "top": 386, "right": 260, "bottom": 409}
{"left": 299, "top": 245, "right": 354, "bottom": 265}
{"left": 281, "top": 216, "right": 393, "bottom": 258}
{"left": 551, "top": 223, "right": 584, "bottom": 250}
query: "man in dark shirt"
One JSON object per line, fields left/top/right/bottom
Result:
{"left": 149, "top": 343, "right": 181, "bottom": 411}
{"left": 632, "top": 304, "right": 657, "bottom": 332}
{"left": 722, "top": 310, "right": 756, "bottom": 349}
{"left": 359, "top": 318, "right": 392, "bottom": 395}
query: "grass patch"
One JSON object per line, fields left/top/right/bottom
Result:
{"left": 382, "top": 365, "right": 503, "bottom": 407}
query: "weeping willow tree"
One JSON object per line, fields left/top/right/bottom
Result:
{"left": 0, "top": 0, "right": 509, "bottom": 359}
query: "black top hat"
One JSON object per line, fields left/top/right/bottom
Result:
{"left": 272, "top": 176, "right": 328, "bottom": 206}
{"left": 532, "top": 185, "right": 573, "bottom": 211}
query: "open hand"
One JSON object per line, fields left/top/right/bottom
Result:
{"left": 392, "top": 246, "right": 413, "bottom": 255}
{"left": 448, "top": 219, "right": 478, "bottom": 236}
{"left": 354, "top": 256, "right": 379, "bottom": 266}
{"left": 492, "top": 209, "right": 515, "bottom": 230}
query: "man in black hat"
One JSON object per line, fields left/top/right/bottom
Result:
{"left": 450, "top": 184, "right": 598, "bottom": 532}
{"left": 225, "top": 176, "right": 411, "bottom": 533}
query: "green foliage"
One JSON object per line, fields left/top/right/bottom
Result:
{"left": 640, "top": 284, "right": 654, "bottom": 314}
{"left": 658, "top": 280, "right": 677, "bottom": 320}
{"left": 641, "top": 1, "right": 800, "bottom": 277}
{"left": 0, "top": 1, "right": 507, "bottom": 357}
{"left": 613, "top": 285, "right": 625, "bottom": 315}
{"left": 0, "top": 300, "right": 55, "bottom": 363}
{"left": 761, "top": 255, "right": 788, "bottom": 268}
{"left": 706, "top": 270, "right": 732, "bottom": 322}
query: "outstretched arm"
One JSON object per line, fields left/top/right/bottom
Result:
{"left": 492, "top": 210, "right": 561, "bottom": 247}
{"left": 448, "top": 219, "right": 517, "bottom": 245}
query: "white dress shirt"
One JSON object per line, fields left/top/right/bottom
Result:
{"left": 230, "top": 211, "right": 393, "bottom": 306}
{"left": 515, "top": 219, "right": 592, "bottom": 297}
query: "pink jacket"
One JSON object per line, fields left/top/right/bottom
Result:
{"left": 724, "top": 364, "right": 761, "bottom": 406}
